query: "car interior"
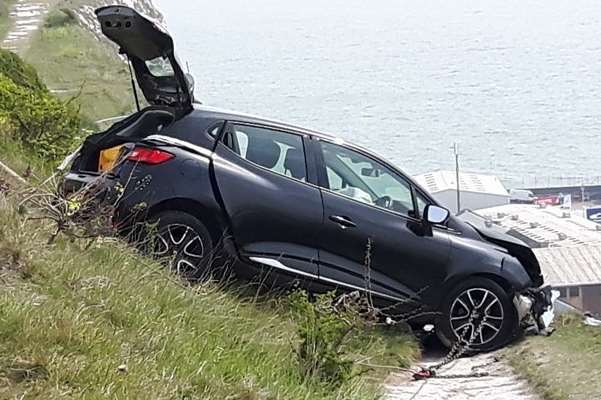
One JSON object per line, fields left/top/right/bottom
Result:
{"left": 79, "top": 107, "right": 176, "bottom": 172}
{"left": 225, "top": 125, "right": 308, "bottom": 182}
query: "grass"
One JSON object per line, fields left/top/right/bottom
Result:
{"left": 503, "top": 315, "right": 601, "bottom": 400}
{"left": 0, "top": 132, "right": 56, "bottom": 178}
{"left": 0, "top": 4, "right": 419, "bottom": 396}
{"left": 0, "top": 0, "right": 14, "bottom": 40}
{"left": 0, "top": 165, "right": 419, "bottom": 399}
{"left": 23, "top": 22, "right": 134, "bottom": 123}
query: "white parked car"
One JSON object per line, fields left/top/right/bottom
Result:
{"left": 510, "top": 189, "right": 536, "bottom": 204}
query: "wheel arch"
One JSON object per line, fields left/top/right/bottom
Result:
{"left": 148, "top": 197, "right": 230, "bottom": 245}
{"left": 439, "top": 273, "right": 514, "bottom": 308}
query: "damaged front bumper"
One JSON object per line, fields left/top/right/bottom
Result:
{"left": 514, "top": 286, "right": 555, "bottom": 334}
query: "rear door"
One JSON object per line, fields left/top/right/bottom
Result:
{"left": 212, "top": 123, "right": 322, "bottom": 279}
{"left": 96, "top": 5, "right": 194, "bottom": 110}
{"left": 312, "top": 139, "right": 451, "bottom": 304}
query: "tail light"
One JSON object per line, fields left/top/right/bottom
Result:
{"left": 127, "top": 147, "right": 174, "bottom": 165}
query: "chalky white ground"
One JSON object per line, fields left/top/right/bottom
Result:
{"left": 1, "top": 0, "right": 52, "bottom": 53}
{"left": 385, "top": 352, "right": 540, "bottom": 400}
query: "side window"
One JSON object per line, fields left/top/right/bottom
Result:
{"left": 415, "top": 191, "right": 430, "bottom": 218}
{"left": 320, "top": 141, "right": 416, "bottom": 217}
{"left": 224, "top": 125, "right": 307, "bottom": 182}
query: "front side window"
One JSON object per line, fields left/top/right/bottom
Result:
{"left": 319, "top": 141, "right": 417, "bottom": 216}
{"left": 415, "top": 190, "right": 430, "bottom": 218}
{"left": 224, "top": 125, "right": 307, "bottom": 182}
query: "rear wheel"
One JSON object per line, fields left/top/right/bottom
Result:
{"left": 436, "top": 277, "right": 517, "bottom": 353}
{"left": 147, "top": 211, "right": 214, "bottom": 281}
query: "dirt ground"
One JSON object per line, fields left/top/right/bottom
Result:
{"left": 385, "top": 342, "right": 540, "bottom": 400}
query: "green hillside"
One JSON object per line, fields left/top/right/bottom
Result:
{"left": 23, "top": 5, "right": 134, "bottom": 123}
{"left": 0, "top": 199, "right": 417, "bottom": 399}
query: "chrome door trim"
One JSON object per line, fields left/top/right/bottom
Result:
{"left": 250, "top": 256, "right": 407, "bottom": 303}
{"left": 249, "top": 256, "right": 319, "bottom": 279}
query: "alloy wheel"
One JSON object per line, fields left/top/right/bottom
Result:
{"left": 449, "top": 287, "right": 504, "bottom": 346}
{"left": 153, "top": 223, "right": 205, "bottom": 276}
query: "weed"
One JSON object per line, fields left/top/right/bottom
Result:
{"left": 44, "top": 9, "right": 77, "bottom": 29}
{"left": 289, "top": 290, "right": 366, "bottom": 387}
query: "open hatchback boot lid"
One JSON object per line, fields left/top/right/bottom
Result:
{"left": 95, "top": 5, "right": 194, "bottom": 112}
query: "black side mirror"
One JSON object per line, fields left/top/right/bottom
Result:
{"left": 424, "top": 204, "right": 450, "bottom": 225}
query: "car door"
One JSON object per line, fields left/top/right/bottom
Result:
{"left": 312, "top": 139, "right": 451, "bottom": 304}
{"left": 212, "top": 122, "right": 322, "bottom": 279}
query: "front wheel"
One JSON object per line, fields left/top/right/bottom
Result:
{"left": 436, "top": 277, "right": 518, "bottom": 353}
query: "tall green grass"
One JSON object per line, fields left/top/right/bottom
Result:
{"left": 0, "top": 195, "right": 418, "bottom": 399}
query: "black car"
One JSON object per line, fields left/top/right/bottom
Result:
{"left": 62, "top": 5, "right": 552, "bottom": 352}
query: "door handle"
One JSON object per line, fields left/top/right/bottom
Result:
{"left": 329, "top": 215, "right": 356, "bottom": 229}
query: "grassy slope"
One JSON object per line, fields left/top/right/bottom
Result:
{"left": 23, "top": 22, "right": 134, "bottom": 123}
{"left": 0, "top": 3, "right": 419, "bottom": 397}
{"left": 0, "top": 191, "right": 418, "bottom": 399}
{"left": 0, "top": 135, "right": 55, "bottom": 178}
{"left": 503, "top": 315, "right": 601, "bottom": 400}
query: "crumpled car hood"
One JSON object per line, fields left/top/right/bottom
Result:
{"left": 458, "top": 210, "right": 544, "bottom": 287}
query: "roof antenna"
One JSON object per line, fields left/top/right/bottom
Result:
{"left": 127, "top": 56, "right": 141, "bottom": 112}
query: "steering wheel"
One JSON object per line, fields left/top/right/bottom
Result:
{"left": 374, "top": 195, "right": 393, "bottom": 209}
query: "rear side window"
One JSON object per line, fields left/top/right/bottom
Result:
{"left": 224, "top": 125, "right": 307, "bottom": 182}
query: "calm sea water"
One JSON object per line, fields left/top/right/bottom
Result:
{"left": 155, "top": 0, "right": 601, "bottom": 188}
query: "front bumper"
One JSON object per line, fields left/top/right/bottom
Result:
{"left": 514, "top": 286, "right": 555, "bottom": 333}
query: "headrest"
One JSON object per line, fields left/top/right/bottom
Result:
{"left": 284, "top": 147, "right": 306, "bottom": 180}
{"left": 245, "top": 135, "right": 281, "bottom": 169}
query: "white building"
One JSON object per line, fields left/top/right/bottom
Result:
{"left": 413, "top": 170, "right": 509, "bottom": 213}
{"left": 534, "top": 244, "right": 601, "bottom": 315}
{"left": 475, "top": 203, "right": 601, "bottom": 316}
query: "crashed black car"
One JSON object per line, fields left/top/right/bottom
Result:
{"left": 62, "top": 5, "right": 552, "bottom": 352}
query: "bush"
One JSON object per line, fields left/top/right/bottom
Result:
{"left": 0, "top": 48, "right": 46, "bottom": 92}
{"left": 0, "top": 74, "right": 81, "bottom": 162}
{"left": 44, "top": 8, "right": 77, "bottom": 29}
{"left": 289, "top": 290, "right": 369, "bottom": 387}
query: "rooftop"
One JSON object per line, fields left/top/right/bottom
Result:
{"left": 413, "top": 170, "right": 509, "bottom": 197}
{"left": 534, "top": 244, "right": 601, "bottom": 287}
{"left": 475, "top": 203, "right": 601, "bottom": 248}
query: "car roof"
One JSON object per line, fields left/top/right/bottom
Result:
{"left": 192, "top": 104, "right": 336, "bottom": 140}
{"left": 189, "top": 104, "right": 435, "bottom": 202}
{"left": 190, "top": 103, "right": 404, "bottom": 174}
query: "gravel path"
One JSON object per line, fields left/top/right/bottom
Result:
{"left": 385, "top": 352, "right": 540, "bottom": 400}
{"left": 2, "top": 0, "right": 52, "bottom": 53}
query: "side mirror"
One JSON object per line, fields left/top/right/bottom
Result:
{"left": 424, "top": 204, "right": 450, "bottom": 225}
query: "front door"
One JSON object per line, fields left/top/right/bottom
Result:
{"left": 213, "top": 123, "right": 322, "bottom": 278}
{"left": 313, "top": 140, "right": 451, "bottom": 305}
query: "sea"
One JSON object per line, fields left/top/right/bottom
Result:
{"left": 156, "top": 0, "right": 601, "bottom": 188}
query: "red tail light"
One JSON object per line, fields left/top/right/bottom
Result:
{"left": 127, "top": 147, "right": 174, "bottom": 165}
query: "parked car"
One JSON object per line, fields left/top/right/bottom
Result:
{"left": 509, "top": 188, "right": 536, "bottom": 204}
{"left": 62, "top": 5, "right": 552, "bottom": 352}
{"left": 535, "top": 194, "right": 561, "bottom": 206}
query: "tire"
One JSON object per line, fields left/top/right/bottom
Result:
{"left": 436, "top": 277, "right": 518, "bottom": 353}
{"left": 146, "top": 211, "right": 214, "bottom": 282}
